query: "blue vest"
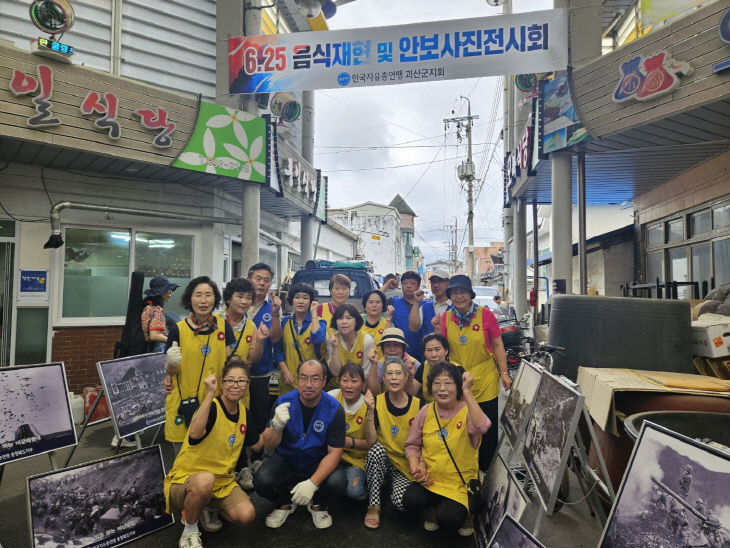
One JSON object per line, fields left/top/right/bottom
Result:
{"left": 275, "top": 390, "right": 341, "bottom": 471}
{"left": 250, "top": 299, "right": 274, "bottom": 376}
{"left": 391, "top": 297, "right": 435, "bottom": 363}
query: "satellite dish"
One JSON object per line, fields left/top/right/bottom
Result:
{"left": 485, "top": 0, "right": 505, "bottom": 5}
{"left": 295, "top": 0, "right": 322, "bottom": 18}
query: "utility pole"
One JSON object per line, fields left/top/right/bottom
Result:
{"left": 444, "top": 97, "right": 479, "bottom": 281}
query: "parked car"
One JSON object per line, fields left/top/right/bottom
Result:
{"left": 288, "top": 261, "right": 380, "bottom": 312}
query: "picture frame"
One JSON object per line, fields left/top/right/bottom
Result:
{"left": 500, "top": 359, "right": 543, "bottom": 449}
{"left": 521, "top": 371, "right": 584, "bottom": 513}
{"left": 474, "top": 454, "right": 529, "bottom": 546}
{"left": 0, "top": 362, "right": 77, "bottom": 465}
{"left": 27, "top": 445, "right": 173, "bottom": 548}
{"left": 599, "top": 421, "right": 730, "bottom": 547}
{"left": 486, "top": 513, "right": 546, "bottom": 548}
{"left": 96, "top": 353, "right": 168, "bottom": 439}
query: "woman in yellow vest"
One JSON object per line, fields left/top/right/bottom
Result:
{"left": 317, "top": 273, "right": 351, "bottom": 336}
{"left": 327, "top": 363, "right": 376, "bottom": 500}
{"left": 363, "top": 356, "right": 422, "bottom": 529}
{"left": 165, "top": 362, "right": 263, "bottom": 548}
{"left": 410, "top": 333, "right": 459, "bottom": 403}
{"left": 276, "top": 282, "right": 327, "bottom": 395}
{"left": 437, "top": 275, "right": 510, "bottom": 471}
{"left": 326, "top": 304, "right": 380, "bottom": 395}
{"left": 360, "top": 290, "right": 393, "bottom": 361}
{"left": 403, "top": 362, "right": 490, "bottom": 536}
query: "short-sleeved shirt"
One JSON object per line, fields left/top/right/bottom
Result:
{"left": 141, "top": 304, "right": 166, "bottom": 341}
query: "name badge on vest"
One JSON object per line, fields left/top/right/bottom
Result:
{"left": 313, "top": 419, "right": 325, "bottom": 433}
{"left": 201, "top": 345, "right": 212, "bottom": 356}
{"left": 228, "top": 433, "right": 236, "bottom": 447}
{"left": 391, "top": 425, "right": 399, "bottom": 437}
{"left": 459, "top": 335, "right": 467, "bottom": 345}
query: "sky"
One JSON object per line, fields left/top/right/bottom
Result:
{"left": 316, "top": 0, "right": 552, "bottom": 266}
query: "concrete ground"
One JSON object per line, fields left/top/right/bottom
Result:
{"left": 0, "top": 397, "right": 605, "bottom": 548}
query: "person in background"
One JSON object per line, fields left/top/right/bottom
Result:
{"left": 164, "top": 361, "right": 262, "bottom": 548}
{"left": 142, "top": 275, "right": 180, "bottom": 353}
{"left": 246, "top": 263, "right": 283, "bottom": 474}
{"left": 328, "top": 363, "right": 376, "bottom": 500}
{"left": 361, "top": 290, "right": 392, "bottom": 361}
{"left": 438, "top": 275, "right": 510, "bottom": 471}
{"left": 429, "top": 271, "right": 451, "bottom": 317}
{"left": 493, "top": 295, "right": 508, "bottom": 316}
{"left": 403, "top": 362, "right": 489, "bottom": 536}
{"left": 381, "top": 273, "right": 403, "bottom": 300}
{"left": 363, "top": 356, "right": 422, "bottom": 529}
{"left": 375, "top": 327, "right": 420, "bottom": 392}
{"left": 254, "top": 359, "right": 347, "bottom": 530}
{"left": 317, "top": 274, "right": 351, "bottom": 336}
{"left": 409, "top": 333, "right": 457, "bottom": 403}
{"left": 388, "top": 271, "right": 435, "bottom": 363}
{"left": 276, "top": 282, "right": 327, "bottom": 395}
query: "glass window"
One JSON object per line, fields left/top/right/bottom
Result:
{"left": 311, "top": 279, "right": 358, "bottom": 299}
{"left": 714, "top": 238, "right": 730, "bottom": 286}
{"left": 666, "top": 218, "right": 683, "bottom": 243}
{"left": 689, "top": 210, "right": 711, "bottom": 237}
{"left": 0, "top": 220, "right": 15, "bottom": 237}
{"left": 668, "top": 247, "right": 689, "bottom": 299}
{"left": 135, "top": 232, "right": 193, "bottom": 319}
{"left": 63, "top": 229, "right": 130, "bottom": 317}
{"left": 691, "top": 243, "right": 711, "bottom": 298}
{"left": 646, "top": 252, "right": 663, "bottom": 283}
{"left": 646, "top": 224, "right": 663, "bottom": 248}
{"left": 714, "top": 203, "right": 730, "bottom": 229}
{"left": 15, "top": 308, "right": 48, "bottom": 364}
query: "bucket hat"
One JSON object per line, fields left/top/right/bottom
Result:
{"left": 377, "top": 327, "right": 408, "bottom": 349}
{"left": 445, "top": 275, "right": 475, "bottom": 300}
{"left": 144, "top": 275, "right": 180, "bottom": 297}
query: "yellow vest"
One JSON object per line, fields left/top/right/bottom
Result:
{"left": 375, "top": 392, "right": 420, "bottom": 480}
{"left": 335, "top": 391, "right": 369, "bottom": 470}
{"left": 361, "top": 316, "right": 387, "bottom": 361}
{"left": 419, "top": 359, "right": 462, "bottom": 403}
{"left": 327, "top": 330, "right": 366, "bottom": 391}
{"left": 280, "top": 316, "right": 318, "bottom": 396}
{"left": 164, "top": 398, "right": 248, "bottom": 512}
{"left": 218, "top": 313, "right": 253, "bottom": 408}
{"left": 444, "top": 307, "right": 499, "bottom": 402}
{"left": 165, "top": 319, "right": 228, "bottom": 442}
{"left": 422, "top": 403, "right": 478, "bottom": 511}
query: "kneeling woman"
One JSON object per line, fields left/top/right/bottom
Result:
{"left": 165, "top": 361, "right": 263, "bottom": 548}
{"left": 328, "top": 363, "right": 376, "bottom": 500}
{"left": 363, "top": 356, "right": 421, "bottom": 529}
{"left": 403, "top": 362, "right": 490, "bottom": 535}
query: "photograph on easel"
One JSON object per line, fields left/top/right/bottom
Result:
{"left": 474, "top": 454, "right": 529, "bottom": 547}
{"left": 487, "top": 513, "right": 546, "bottom": 548}
{"left": 521, "top": 371, "right": 584, "bottom": 513}
{"left": 0, "top": 362, "right": 77, "bottom": 465}
{"left": 27, "top": 445, "right": 173, "bottom": 548}
{"left": 599, "top": 421, "right": 730, "bottom": 548}
{"left": 500, "top": 359, "right": 543, "bottom": 449}
{"left": 97, "top": 353, "right": 168, "bottom": 439}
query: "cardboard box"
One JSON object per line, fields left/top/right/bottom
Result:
{"left": 691, "top": 320, "right": 730, "bottom": 358}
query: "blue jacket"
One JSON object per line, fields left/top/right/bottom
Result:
{"left": 391, "top": 296, "right": 435, "bottom": 363}
{"left": 275, "top": 390, "right": 341, "bottom": 471}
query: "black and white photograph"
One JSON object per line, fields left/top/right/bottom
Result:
{"left": 599, "top": 422, "right": 730, "bottom": 548}
{"left": 522, "top": 372, "right": 583, "bottom": 513}
{"left": 0, "top": 362, "right": 77, "bottom": 465}
{"left": 500, "top": 359, "right": 543, "bottom": 449}
{"left": 487, "top": 513, "right": 546, "bottom": 548}
{"left": 474, "top": 455, "right": 529, "bottom": 546}
{"left": 97, "top": 353, "right": 167, "bottom": 439}
{"left": 27, "top": 445, "right": 173, "bottom": 548}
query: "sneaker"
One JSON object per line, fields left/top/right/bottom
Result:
{"left": 178, "top": 530, "right": 203, "bottom": 548}
{"left": 424, "top": 509, "right": 439, "bottom": 532}
{"left": 265, "top": 504, "right": 297, "bottom": 528}
{"left": 308, "top": 504, "right": 333, "bottom": 529}
{"left": 110, "top": 435, "right": 136, "bottom": 448}
{"left": 235, "top": 467, "right": 254, "bottom": 490}
{"left": 199, "top": 507, "right": 223, "bottom": 533}
{"left": 457, "top": 516, "right": 474, "bottom": 536}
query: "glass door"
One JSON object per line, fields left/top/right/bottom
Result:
{"left": 0, "top": 242, "right": 14, "bottom": 366}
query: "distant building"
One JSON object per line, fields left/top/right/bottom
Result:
{"left": 463, "top": 242, "right": 505, "bottom": 279}
{"left": 389, "top": 194, "right": 418, "bottom": 271}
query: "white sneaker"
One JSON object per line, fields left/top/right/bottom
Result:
{"left": 178, "top": 530, "right": 203, "bottom": 548}
{"left": 199, "top": 507, "right": 223, "bottom": 532}
{"left": 308, "top": 504, "right": 333, "bottom": 529}
{"left": 457, "top": 516, "right": 474, "bottom": 536}
{"left": 110, "top": 435, "right": 136, "bottom": 448}
{"left": 235, "top": 466, "right": 254, "bottom": 490}
{"left": 424, "top": 509, "right": 439, "bottom": 531}
{"left": 265, "top": 504, "right": 297, "bottom": 528}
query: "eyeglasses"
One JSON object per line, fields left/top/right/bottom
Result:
{"left": 384, "top": 370, "right": 405, "bottom": 377}
{"left": 432, "top": 381, "right": 456, "bottom": 389}
{"left": 222, "top": 379, "right": 249, "bottom": 386}
{"left": 298, "top": 375, "right": 324, "bottom": 385}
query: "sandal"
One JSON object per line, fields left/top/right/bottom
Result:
{"left": 364, "top": 506, "right": 380, "bottom": 529}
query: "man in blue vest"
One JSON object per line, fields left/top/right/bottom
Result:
{"left": 254, "top": 359, "right": 346, "bottom": 530}
{"left": 387, "top": 270, "right": 435, "bottom": 363}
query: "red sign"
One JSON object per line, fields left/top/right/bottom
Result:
{"left": 613, "top": 50, "right": 692, "bottom": 103}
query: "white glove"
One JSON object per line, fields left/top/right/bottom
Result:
{"left": 166, "top": 341, "right": 182, "bottom": 375}
{"left": 290, "top": 479, "right": 318, "bottom": 506}
{"left": 271, "top": 402, "right": 291, "bottom": 431}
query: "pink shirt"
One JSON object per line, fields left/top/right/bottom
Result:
{"left": 439, "top": 306, "right": 501, "bottom": 353}
{"left": 404, "top": 401, "right": 490, "bottom": 459}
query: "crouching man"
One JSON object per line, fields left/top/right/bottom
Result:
{"left": 164, "top": 361, "right": 262, "bottom": 548}
{"left": 254, "top": 359, "right": 347, "bottom": 529}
